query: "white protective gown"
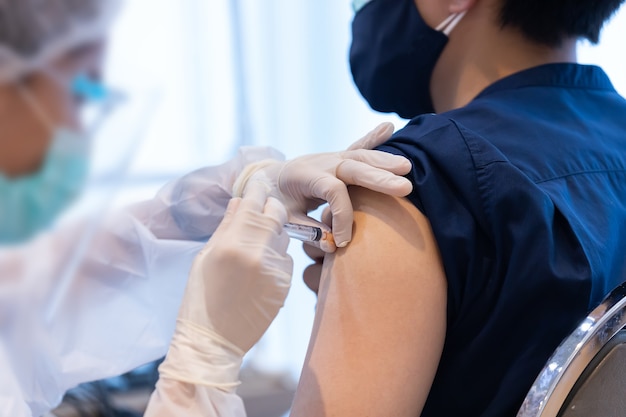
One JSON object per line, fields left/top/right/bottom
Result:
{"left": 0, "top": 147, "right": 282, "bottom": 417}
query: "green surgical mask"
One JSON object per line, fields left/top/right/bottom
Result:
{"left": 0, "top": 127, "right": 89, "bottom": 244}
{"left": 0, "top": 72, "right": 122, "bottom": 244}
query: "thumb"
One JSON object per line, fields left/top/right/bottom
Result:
{"left": 213, "top": 197, "right": 242, "bottom": 237}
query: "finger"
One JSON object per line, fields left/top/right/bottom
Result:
{"left": 287, "top": 213, "right": 336, "bottom": 253}
{"left": 303, "top": 262, "right": 322, "bottom": 295}
{"left": 305, "top": 176, "right": 353, "bottom": 248}
{"left": 225, "top": 196, "right": 243, "bottom": 216}
{"left": 271, "top": 227, "right": 292, "bottom": 259}
{"left": 335, "top": 159, "right": 413, "bottom": 197}
{"left": 274, "top": 253, "right": 295, "bottom": 289}
{"left": 303, "top": 241, "right": 325, "bottom": 262}
{"left": 318, "top": 233, "right": 337, "bottom": 253}
{"left": 347, "top": 122, "right": 395, "bottom": 151}
{"left": 289, "top": 176, "right": 350, "bottom": 248}
{"left": 239, "top": 180, "right": 271, "bottom": 213}
{"left": 263, "top": 197, "right": 289, "bottom": 235}
{"left": 321, "top": 206, "right": 333, "bottom": 227}
{"left": 196, "top": 197, "right": 242, "bottom": 259}
{"left": 341, "top": 149, "right": 412, "bottom": 174}
{"left": 317, "top": 207, "right": 338, "bottom": 252}
{"left": 264, "top": 197, "right": 293, "bottom": 255}
{"left": 213, "top": 197, "right": 242, "bottom": 234}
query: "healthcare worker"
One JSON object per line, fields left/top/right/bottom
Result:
{"left": 0, "top": 0, "right": 414, "bottom": 415}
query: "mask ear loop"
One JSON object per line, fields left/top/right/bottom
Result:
{"left": 435, "top": 11, "right": 467, "bottom": 36}
{"left": 16, "top": 83, "right": 56, "bottom": 135}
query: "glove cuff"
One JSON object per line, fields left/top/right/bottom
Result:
{"left": 232, "top": 159, "right": 282, "bottom": 197}
{"left": 158, "top": 319, "right": 245, "bottom": 392}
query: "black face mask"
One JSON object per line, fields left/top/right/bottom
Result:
{"left": 349, "top": 0, "right": 464, "bottom": 119}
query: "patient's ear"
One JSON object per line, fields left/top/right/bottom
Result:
{"left": 449, "top": 0, "right": 477, "bottom": 14}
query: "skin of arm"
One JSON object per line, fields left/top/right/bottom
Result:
{"left": 290, "top": 186, "right": 448, "bottom": 416}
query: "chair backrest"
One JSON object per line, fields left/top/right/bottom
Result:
{"left": 516, "top": 281, "right": 626, "bottom": 417}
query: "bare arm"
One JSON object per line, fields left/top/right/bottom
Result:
{"left": 290, "top": 187, "right": 448, "bottom": 416}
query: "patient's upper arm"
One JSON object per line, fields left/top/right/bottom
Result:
{"left": 290, "top": 187, "right": 448, "bottom": 417}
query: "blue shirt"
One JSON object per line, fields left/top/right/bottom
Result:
{"left": 378, "top": 64, "right": 626, "bottom": 416}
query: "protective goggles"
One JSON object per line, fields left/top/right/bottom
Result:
{"left": 70, "top": 73, "right": 125, "bottom": 134}
{"left": 352, "top": 0, "right": 374, "bottom": 13}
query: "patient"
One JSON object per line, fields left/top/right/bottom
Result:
{"left": 291, "top": 0, "right": 626, "bottom": 416}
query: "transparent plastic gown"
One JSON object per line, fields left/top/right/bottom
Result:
{"left": 0, "top": 147, "right": 282, "bottom": 416}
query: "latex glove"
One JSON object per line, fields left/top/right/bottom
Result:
{"left": 303, "top": 243, "right": 325, "bottom": 296}
{"left": 302, "top": 206, "right": 332, "bottom": 296}
{"left": 157, "top": 181, "right": 293, "bottom": 391}
{"left": 139, "top": 146, "right": 285, "bottom": 241}
{"left": 232, "top": 123, "right": 413, "bottom": 251}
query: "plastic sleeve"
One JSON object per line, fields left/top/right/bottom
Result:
{"left": 0, "top": 146, "right": 283, "bottom": 415}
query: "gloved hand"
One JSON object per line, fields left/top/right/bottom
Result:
{"left": 303, "top": 243, "right": 325, "bottom": 296}
{"left": 140, "top": 146, "right": 285, "bottom": 241}
{"left": 302, "top": 206, "right": 332, "bottom": 296}
{"left": 232, "top": 123, "right": 413, "bottom": 251}
{"left": 157, "top": 181, "right": 293, "bottom": 391}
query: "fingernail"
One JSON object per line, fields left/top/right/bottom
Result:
{"left": 376, "top": 123, "right": 393, "bottom": 138}
{"left": 395, "top": 156, "right": 412, "bottom": 168}
{"left": 337, "top": 241, "right": 348, "bottom": 248}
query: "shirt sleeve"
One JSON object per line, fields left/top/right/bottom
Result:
{"left": 376, "top": 115, "right": 491, "bottom": 326}
{"left": 376, "top": 113, "right": 594, "bottom": 415}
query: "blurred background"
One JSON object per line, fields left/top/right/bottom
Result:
{"left": 52, "top": 1, "right": 626, "bottom": 416}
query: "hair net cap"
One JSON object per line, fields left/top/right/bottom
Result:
{"left": 0, "top": 0, "right": 122, "bottom": 83}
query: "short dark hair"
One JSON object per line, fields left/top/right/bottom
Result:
{"left": 498, "top": 0, "right": 626, "bottom": 46}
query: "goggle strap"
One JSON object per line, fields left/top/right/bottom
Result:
{"left": 17, "top": 86, "right": 55, "bottom": 134}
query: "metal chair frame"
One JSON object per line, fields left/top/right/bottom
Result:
{"left": 516, "top": 281, "right": 626, "bottom": 417}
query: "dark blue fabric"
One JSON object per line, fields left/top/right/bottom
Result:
{"left": 377, "top": 63, "right": 626, "bottom": 417}
{"left": 349, "top": 0, "right": 448, "bottom": 118}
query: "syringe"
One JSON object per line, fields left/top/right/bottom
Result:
{"left": 283, "top": 222, "right": 323, "bottom": 242}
